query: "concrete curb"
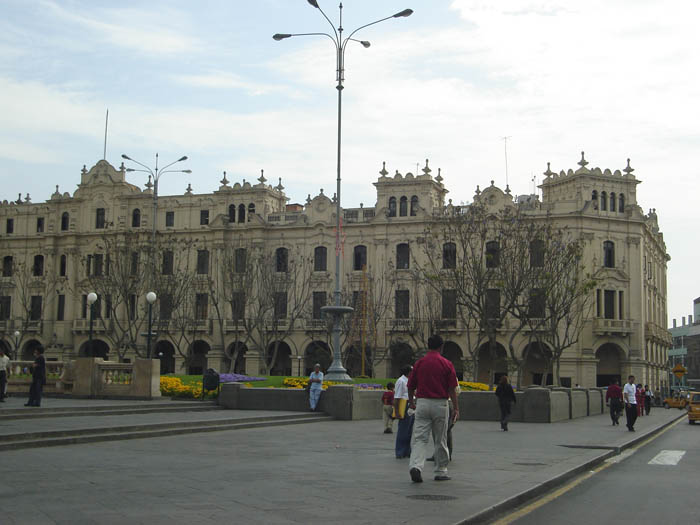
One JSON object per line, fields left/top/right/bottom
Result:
{"left": 0, "top": 414, "right": 332, "bottom": 451}
{"left": 455, "top": 412, "right": 687, "bottom": 525}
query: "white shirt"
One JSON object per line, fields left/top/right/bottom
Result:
{"left": 394, "top": 375, "right": 409, "bottom": 400}
{"left": 0, "top": 355, "right": 9, "bottom": 372}
{"left": 623, "top": 383, "right": 637, "bottom": 404}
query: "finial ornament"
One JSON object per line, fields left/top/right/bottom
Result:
{"left": 258, "top": 169, "right": 267, "bottom": 184}
{"left": 306, "top": 194, "right": 312, "bottom": 204}
{"left": 544, "top": 162, "right": 554, "bottom": 177}
{"left": 379, "top": 161, "right": 388, "bottom": 177}
{"left": 422, "top": 158, "right": 431, "bottom": 175}
{"left": 220, "top": 171, "right": 229, "bottom": 186}
{"left": 435, "top": 167, "right": 443, "bottom": 183}
{"left": 25, "top": 193, "right": 31, "bottom": 203}
{"left": 578, "top": 151, "right": 588, "bottom": 168}
{"left": 185, "top": 183, "right": 193, "bottom": 195}
{"left": 145, "top": 175, "right": 153, "bottom": 191}
{"left": 275, "top": 177, "right": 284, "bottom": 191}
{"left": 81, "top": 164, "right": 87, "bottom": 175}
{"left": 475, "top": 185, "right": 481, "bottom": 195}
{"left": 623, "top": 158, "right": 634, "bottom": 175}
{"left": 505, "top": 184, "right": 511, "bottom": 194}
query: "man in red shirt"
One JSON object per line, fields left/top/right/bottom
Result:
{"left": 605, "top": 379, "right": 623, "bottom": 426}
{"left": 407, "top": 335, "right": 459, "bottom": 482}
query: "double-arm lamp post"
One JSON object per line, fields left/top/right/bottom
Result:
{"left": 120, "top": 153, "right": 191, "bottom": 268}
{"left": 274, "top": 1, "right": 412, "bottom": 380}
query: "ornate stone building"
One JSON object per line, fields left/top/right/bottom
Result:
{"left": 0, "top": 152, "right": 671, "bottom": 388}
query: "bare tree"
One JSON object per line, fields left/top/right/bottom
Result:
{"left": 1, "top": 255, "right": 59, "bottom": 359}
{"left": 238, "top": 247, "right": 314, "bottom": 375}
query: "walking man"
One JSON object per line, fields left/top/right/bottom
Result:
{"left": 606, "top": 379, "right": 623, "bottom": 426}
{"left": 394, "top": 365, "right": 413, "bottom": 459}
{"left": 407, "top": 335, "right": 459, "bottom": 482}
{"left": 0, "top": 348, "right": 9, "bottom": 402}
{"left": 623, "top": 374, "right": 638, "bottom": 432}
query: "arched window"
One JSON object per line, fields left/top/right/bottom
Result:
{"left": 275, "top": 247, "right": 288, "bottom": 273}
{"left": 248, "top": 203, "right": 255, "bottom": 221}
{"left": 353, "top": 245, "right": 367, "bottom": 271}
{"left": 314, "top": 246, "right": 327, "bottom": 272}
{"left": 591, "top": 190, "right": 598, "bottom": 203}
{"left": 610, "top": 192, "right": 616, "bottom": 212}
{"left": 399, "top": 196, "right": 408, "bottom": 217}
{"left": 619, "top": 194, "right": 625, "bottom": 212}
{"left": 530, "top": 239, "right": 545, "bottom": 268}
{"left": 410, "top": 196, "right": 419, "bottom": 216}
{"left": 485, "top": 241, "right": 500, "bottom": 268}
{"left": 131, "top": 209, "right": 141, "bottom": 228}
{"left": 33, "top": 255, "right": 44, "bottom": 276}
{"left": 396, "top": 243, "right": 410, "bottom": 270}
{"left": 600, "top": 191, "right": 607, "bottom": 211}
{"left": 238, "top": 204, "right": 246, "bottom": 223}
{"left": 228, "top": 204, "right": 236, "bottom": 223}
{"left": 603, "top": 241, "right": 615, "bottom": 268}
{"left": 388, "top": 197, "right": 396, "bottom": 217}
{"left": 59, "top": 254, "right": 67, "bottom": 277}
{"left": 61, "top": 212, "right": 69, "bottom": 231}
{"left": 443, "top": 242, "right": 456, "bottom": 269}
{"left": 2, "top": 256, "right": 12, "bottom": 277}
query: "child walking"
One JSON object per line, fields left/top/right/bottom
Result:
{"left": 382, "top": 382, "right": 395, "bottom": 434}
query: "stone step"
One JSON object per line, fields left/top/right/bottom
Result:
{"left": 0, "top": 413, "right": 331, "bottom": 451}
{"left": 0, "top": 402, "right": 222, "bottom": 421}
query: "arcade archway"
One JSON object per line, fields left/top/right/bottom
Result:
{"left": 522, "top": 342, "right": 553, "bottom": 386}
{"left": 78, "top": 339, "right": 110, "bottom": 360}
{"left": 154, "top": 340, "right": 175, "bottom": 374}
{"left": 477, "top": 342, "right": 508, "bottom": 385}
{"left": 267, "top": 341, "right": 292, "bottom": 376}
{"left": 304, "top": 341, "right": 331, "bottom": 376}
{"left": 443, "top": 341, "right": 465, "bottom": 380}
{"left": 390, "top": 342, "right": 414, "bottom": 378}
{"left": 596, "top": 343, "right": 624, "bottom": 387}
{"left": 188, "top": 340, "right": 210, "bottom": 375}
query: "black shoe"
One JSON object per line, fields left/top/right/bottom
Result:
{"left": 410, "top": 468, "right": 423, "bottom": 483}
{"left": 24, "top": 403, "right": 31, "bottom": 406}
{"left": 384, "top": 429, "right": 392, "bottom": 434}
{"left": 434, "top": 475, "right": 451, "bottom": 481}
{"left": 426, "top": 456, "right": 434, "bottom": 462}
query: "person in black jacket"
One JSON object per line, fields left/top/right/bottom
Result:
{"left": 25, "top": 346, "right": 46, "bottom": 407}
{"left": 495, "top": 375, "right": 516, "bottom": 431}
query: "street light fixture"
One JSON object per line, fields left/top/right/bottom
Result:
{"left": 13, "top": 330, "right": 20, "bottom": 361}
{"left": 146, "top": 291, "right": 157, "bottom": 359}
{"left": 120, "top": 153, "right": 190, "bottom": 276}
{"left": 87, "top": 292, "right": 98, "bottom": 358}
{"left": 274, "top": 2, "right": 413, "bottom": 380}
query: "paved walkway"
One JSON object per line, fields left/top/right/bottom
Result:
{"left": 0, "top": 403, "right": 684, "bottom": 524}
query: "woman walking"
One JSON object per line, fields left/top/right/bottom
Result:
{"left": 495, "top": 375, "right": 516, "bottom": 431}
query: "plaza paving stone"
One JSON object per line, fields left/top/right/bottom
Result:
{"left": 0, "top": 400, "right": 684, "bottom": 525}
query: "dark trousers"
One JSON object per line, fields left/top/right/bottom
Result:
{"left": 610, "top": 399, "right": 622, "bottom": 424}
{"left": 625, "top": 403, "right": 638, "bottom": 430}
{"left": 499, "top": 402, "right": 512, "bottom": 429}
{"left": 645, "top": 397, "right": 651, "bottom": 415}
{"left": 395, "top": 414, "right": 414, "bottom": 458}
{"left": 28, "top": 379, "right": 43, "bottom": 406}
{"left": 0, "top": 370, "right": 6, "bottom": 401}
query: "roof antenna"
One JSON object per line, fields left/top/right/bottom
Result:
{"left": 502, "top": 136, "right": 511, "bottom": 188}
{"left": 103, "top": 109, "right": 109, "bottom": 160}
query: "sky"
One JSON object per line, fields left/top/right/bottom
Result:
{"left": 0, "top": 0, "right": 698, "bottom": 325}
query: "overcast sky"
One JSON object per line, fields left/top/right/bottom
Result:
{"left": 1, "top": 0, "right": 698, "bottom": 325}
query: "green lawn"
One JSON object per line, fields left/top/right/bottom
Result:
{"left": 165, "top": 374, "right": 391, "bottom": 388}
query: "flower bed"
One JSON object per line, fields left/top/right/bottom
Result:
{"left": 160, "top": 376, "right": 217, "bottom": 399}
{"left": 219, "top": 373, "right": 265, "bottom": 383}
{"left": 459, "top": 381, "right": 490, "bottom": 391}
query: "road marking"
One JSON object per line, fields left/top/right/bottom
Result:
{"left": 491, "top": 417, "right": 685, "bottom": 525}
{"left": 648, "top": 450, "right": 686, "bottom": 465}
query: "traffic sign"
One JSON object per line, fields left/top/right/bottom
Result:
{"left": 672, "top": 364, "right": 687, "bottom": 379}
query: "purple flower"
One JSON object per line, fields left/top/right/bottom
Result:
{"left": 219, "top": 373, "right": 265, "bottom": 383}
{"left": 357, "top": 383, "right": 383, "bottom": 389}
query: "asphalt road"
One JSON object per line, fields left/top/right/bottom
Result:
{"left": 508, "top": 417, "right": 700, "bottom": 525}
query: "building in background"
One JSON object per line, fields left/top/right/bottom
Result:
{"left": 669, "top": 297, "right": 700, "bottom": 391}
{"left": 0, "top": 153, "right": 671, "bottom": 388}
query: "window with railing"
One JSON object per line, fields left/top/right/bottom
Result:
{"left": 314, "top": 246, "right": 327, "bottom": 272}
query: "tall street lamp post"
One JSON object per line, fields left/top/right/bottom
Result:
{"left": 13, "top": 330, "right": 20, "bottom": 361}
{"left": 121, "top": 153, "right": 191, "bottom": 275}
{"left": 274, "top": 1, "right": 412, "bottom": 380}
{"left": 146, "top": 291, "right": 157, "bottom": 359}
{"left": 87, "top": 292, "right": 98, "bottom": 357}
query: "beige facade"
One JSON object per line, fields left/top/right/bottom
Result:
{"left": 0, "top": 153, "right": 671, "bottom": 388}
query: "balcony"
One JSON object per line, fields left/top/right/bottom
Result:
{"left": 593, "top": 318, "right": 635, "bottom": 335}
{"left": 305, "top": 319, "right": 328, "bottom": 331}
{"left": 343, "top": 208, "right": 376, "bottom": 223}
{"left": 390, "top": 319, "right": 413, "bottom": 332}
{"left": 645, "top": 322, "right": 672, "bottom": 345}
{"left": 224, "top": 319, "right": 246, "bottom": 333}
{"left": 72, "top": 319, "right": 112, "bottom": 333}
